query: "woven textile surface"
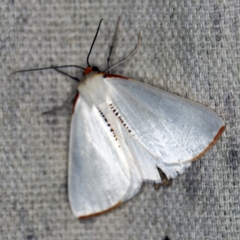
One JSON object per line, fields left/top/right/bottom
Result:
{"left": 1, "top": 0, "right": 239, "bottom": 239}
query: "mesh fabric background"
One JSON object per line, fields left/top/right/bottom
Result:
{"left": 1, "top": 0, "right": 239, "bottom": 239}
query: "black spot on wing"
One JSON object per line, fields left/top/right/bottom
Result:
{"left": 97, "top": 108, "right": 120, "bottom": 146}
{"left": 108, "top": 103, "right": 133, "bottom": 134}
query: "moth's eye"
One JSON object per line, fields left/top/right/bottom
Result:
{"left": 92, "top": 66, "right": 99, "bottom": 72}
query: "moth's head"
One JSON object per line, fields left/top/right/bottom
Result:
{"left": 83, "top": 66, "right": 100, "bottom": 76}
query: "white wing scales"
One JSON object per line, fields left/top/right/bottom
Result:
{"left": 69, "top": 73, "right": 224, "bottom": 218}
{"left": 69, "top": 95, "right": 142, "bottom": 218}
{"left": 104, "top": 78, "right": 224, "bottom": 174}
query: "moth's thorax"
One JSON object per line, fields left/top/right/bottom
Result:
{"left": 78, "top": 71, "right": 107, "bottom": 105}
{"left": 80, "top": 71, "right": 100, "bottom": 84}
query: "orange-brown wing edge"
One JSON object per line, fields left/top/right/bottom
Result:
{"left": 192, "top": 125, "right": 225, "bottom": 161}
{"left": 78, "top": 202, "right": 122, "bottom": 219}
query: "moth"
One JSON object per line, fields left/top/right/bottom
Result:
{"left": 15, "top": 19, "right": 225, "bottom": 219}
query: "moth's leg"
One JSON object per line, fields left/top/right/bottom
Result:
{"left": 154, "top": 168, "right": 172, "bottom": 190}
{"left": 51, "top": 67, "right": 80, "bottom": 82}
{"left": 42, "top": 90, "right": 78, "bottom": 115}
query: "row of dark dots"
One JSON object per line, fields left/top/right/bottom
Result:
{"left": 109, "top": 103, "right": 132, "bottom": 133}
{"left": 98, "top": 108, "right": 119, "bottom": 145}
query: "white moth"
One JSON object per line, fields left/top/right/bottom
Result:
{"left": 15, "top": 19, "right": 225, "bottom": 219}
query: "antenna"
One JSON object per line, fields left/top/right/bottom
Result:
{"left": 13, "top": 65, "right": 84, "bottom": 74}
{"left": 105, "top": 33, "right": 142, "bottom": 72}
{"left": 107, "top": 16, "right": 121, "bottom": 70}
{"left": 86, "top": 19, "right": 103, "bottom": 67}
